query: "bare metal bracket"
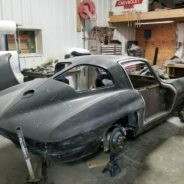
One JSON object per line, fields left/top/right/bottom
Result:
{"left": 16, "top": 127, "right": 40, "bottom": 184}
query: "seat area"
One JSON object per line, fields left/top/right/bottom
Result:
{"left": 95, "top": 73, "right": 113, "bottom": 88}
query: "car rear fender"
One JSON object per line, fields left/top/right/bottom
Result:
{"left": 50, "top": 89, "right": 144, "bottom": 142}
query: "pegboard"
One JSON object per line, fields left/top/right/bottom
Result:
{"left": 136, "top": 23, "right": 176, "bottom": 67}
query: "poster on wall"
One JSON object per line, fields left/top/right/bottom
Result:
{"left": 112, "top": 0, "right": 149, "bottom": 15}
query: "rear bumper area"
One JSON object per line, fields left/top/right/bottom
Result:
{"left": 0, "top": 128, "right": 100, "bottom": 162}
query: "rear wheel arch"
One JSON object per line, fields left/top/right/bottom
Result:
{"left": 102, "top": 112, "right": 139, "bottom": 153}
{"left": 107, "top": 111, "right": 139, "bottom": 138}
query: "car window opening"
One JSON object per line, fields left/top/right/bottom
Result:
{"left": 122, "top": 61, "right": 174, "bottom": 116}
{"left": 55, "top": 65, "right": 114, "bottom": 92}
{"left": 123, "top": 62, "right": 158, "bottom": 89}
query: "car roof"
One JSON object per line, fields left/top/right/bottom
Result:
{"left": 63, "top": 55, "right": 148, "bottom": 69}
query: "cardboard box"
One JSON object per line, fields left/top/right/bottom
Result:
{"left": 112, "top": 0, "right": 149, "bottom": 15}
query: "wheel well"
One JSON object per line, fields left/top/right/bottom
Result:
{"left": 108, "top": 112, "right": 138, "bottom": 138}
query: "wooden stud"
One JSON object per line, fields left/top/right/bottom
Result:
{"left": 76, "top": 0, "right": 81, "bottom": 32}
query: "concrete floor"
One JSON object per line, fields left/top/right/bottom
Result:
{"left": 0, "top": 116, "right": 184, "bottom": 184}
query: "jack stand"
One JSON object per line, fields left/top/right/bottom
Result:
{"left": 41, "top": 158, "right": 50, "bottom": 184}
{"left": 16, "top": 127, "right": 40, "bottom": 184}
{"left": 102, "top": 153, "right": 121, "bottom": 177}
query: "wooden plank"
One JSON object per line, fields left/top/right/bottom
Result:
{"left": 109, "top": 8, "right": 184, "bottom": 23}
{"left": 86, "top": 160, "right": 107, "bottom": 169}
{"left": 166, "top": 64, "right": 184, "bottom": 78}
{"left": 166, "top": 64, "right": 184, "bottom": 69}
{"left": 136, "top": 23, "right": 176, "bottom": 67}
{"left": 76, "top": 0, "right": 81, "bottom": 32}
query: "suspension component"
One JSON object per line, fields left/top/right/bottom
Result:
{"left": 103, "top": 127, "right": 127, "bottom": 154}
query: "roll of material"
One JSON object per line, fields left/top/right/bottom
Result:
{"left": 0, "top": 20, "right": 16, "bottom": 34}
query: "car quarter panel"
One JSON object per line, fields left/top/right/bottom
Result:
{"left": 48, "top": 89, "right": 145, "bottom": 142}
{"left": 0, "top": 78, "right": 144, "bottom": 143}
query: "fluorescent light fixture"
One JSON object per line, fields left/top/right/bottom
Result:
{"left": 136, "top": 20, "right": 174, "bottom": 25}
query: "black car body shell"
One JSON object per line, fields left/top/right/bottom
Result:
{"left": 0, "top": 54, "right": 19, "bottom": 91}
{"left": 0, "top": 55, "right": 184, "bottom": 161}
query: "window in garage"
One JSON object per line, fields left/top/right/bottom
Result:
{"left": 17, "top": 31, "right": 36, "bottom": 53}
{"left": 4, "top": 29, "right": 43, "bottom": 54}
{"left": 55, "top": 65, "right": 114, "bottom": 92}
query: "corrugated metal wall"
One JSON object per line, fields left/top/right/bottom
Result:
{"left": 0, "top": 0, "right": 112, "bottom": 68}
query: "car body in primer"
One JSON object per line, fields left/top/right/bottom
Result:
{"left": 0, "top": 55, "right": 184, "bottom": 162}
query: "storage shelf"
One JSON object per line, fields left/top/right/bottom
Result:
{"left": 109, "top": 8, "right": 184, "bottom": 23}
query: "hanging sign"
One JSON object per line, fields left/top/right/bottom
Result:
{"left": 112, "top": 0, "right": 149, "bottom": 15}
{"left": 115, "top": 0, "right": 143, "bottom": 9}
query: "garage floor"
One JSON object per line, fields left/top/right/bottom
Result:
{"left": 0, "top": 116, "right": 184, "bottom": 184}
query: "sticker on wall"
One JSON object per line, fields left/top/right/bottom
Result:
{"left": 112, "top": 0, "right": 149, "bottom": 15}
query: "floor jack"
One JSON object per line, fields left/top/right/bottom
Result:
{"left": 16, "top": 127, "right": 52, "bottom": 184}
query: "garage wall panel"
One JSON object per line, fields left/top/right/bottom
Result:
{"left": 11, "top": 0, "right": 23, "bottom": 25}
{"left": 1, "top": 0, "right": 13, "bottom": 20}
{"left": 21, "top": 0, "right": 33, "bottom": 27}
{"left": 94, "top": 0, "right": 112, "bottom": 26}
{"left": 0, "top": 0, "right": 111, "bottom": 68}
{"left": 0, "top": 0, "right": 2, "bottom": 19}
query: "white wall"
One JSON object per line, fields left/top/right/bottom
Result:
{"left": 113, "top": 23, "right": 135, "bottom": 54}
{"left": 0, "top": 0, "right": 111, "bottom": 69}
{"left": 176, "top": 23, "right": 184, "bottom": 58}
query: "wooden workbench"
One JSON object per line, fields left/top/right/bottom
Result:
{"left": 166, "top": 64, "right": 184, "bottom": 78}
